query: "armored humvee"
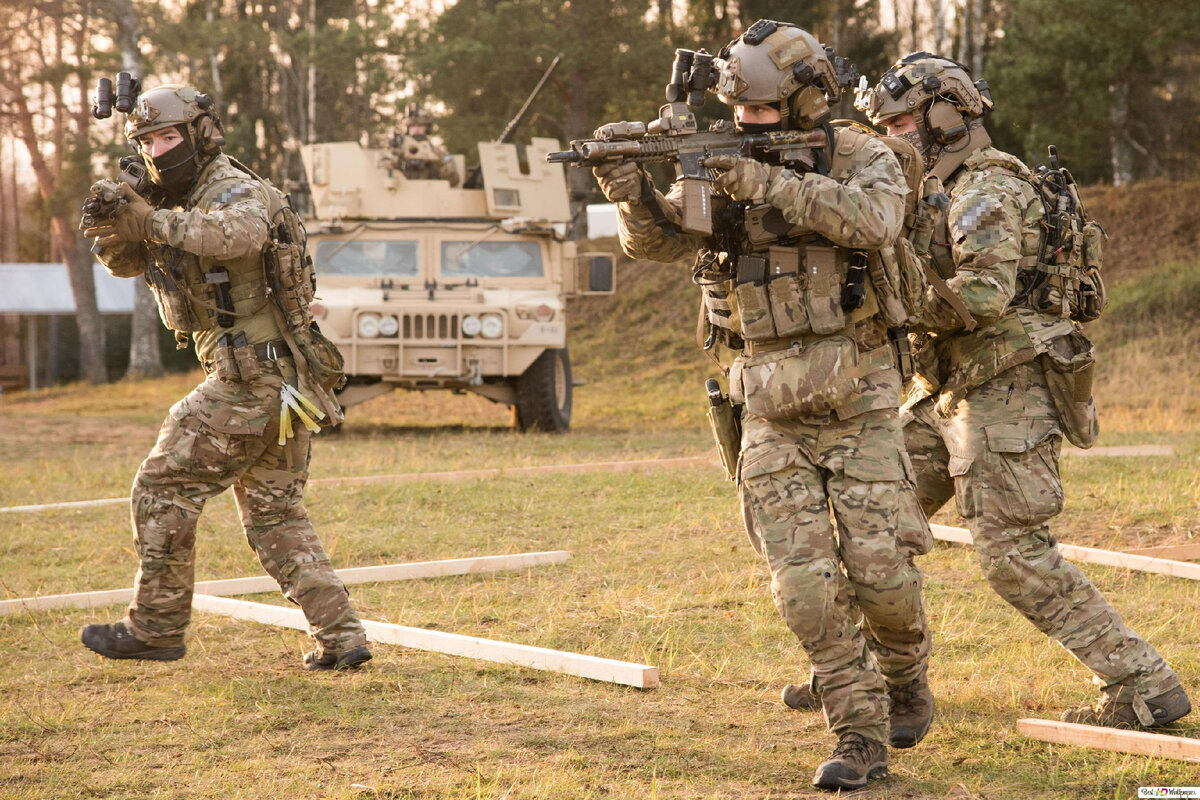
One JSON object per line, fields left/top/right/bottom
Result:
{"left": 297, "top": 137, "right": 614, "bottom": 432}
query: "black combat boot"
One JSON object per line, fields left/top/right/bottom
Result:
{"left": 888, "top": 669, "right": 935, "bottom": 748}
{"left": 781, "top": 682, "right": 821, "bottom": 711}
{"left": 811, "top": 732, "right": 888, "bottom": 791}
{"left": 1062, "top": 682, "right": 1192, "bottom": 729}
{"left": 303, "top": 644, "right": 373, "bottom": 671}
{"left": 80, "top": 620, "right": 185, "bottom": 661}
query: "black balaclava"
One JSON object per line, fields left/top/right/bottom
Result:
{"left": 144, "top": 124, "right": 203, "bottom": 202}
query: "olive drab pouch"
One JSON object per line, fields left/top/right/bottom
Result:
{"left": 733, "top": 336, "right": 862, "bottom": 421}
{"left": 1039, "top": 329, "right": 1099, "bottom": 449}
{"left": 733, "top": 255, "right": 775, "bottom": 340}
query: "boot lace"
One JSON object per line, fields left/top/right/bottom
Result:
{"left": 831, "top": 732, "right": 871, "bottom": 760}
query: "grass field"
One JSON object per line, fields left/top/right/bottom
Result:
{"left": 0, "top": 257, "right": 1197, "bottom": 799}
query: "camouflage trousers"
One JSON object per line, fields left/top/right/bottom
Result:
{"left": 739, "top": 407, "right": 931, "bottom": 743}
{"left": 123, "top": 369, "right": 367, "bottom": 655}
{"left": 905, "top": 361, "right": 1178, "bottom": 705}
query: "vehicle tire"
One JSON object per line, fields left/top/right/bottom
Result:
{"left": 514, "top": 347, "right": 572, "bottom": 432}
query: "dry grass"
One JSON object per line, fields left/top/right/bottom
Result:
{"left": 0, "top": 256, "right": 1198, "bottom": 799}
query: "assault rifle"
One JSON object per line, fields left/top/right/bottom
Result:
{"left": 547, "top": 107, "right": 827, "bottom": 236}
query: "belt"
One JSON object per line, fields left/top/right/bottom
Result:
{"left": 203, "top": 338, "right": 291, "bottom": 377}
{"left": 254, "top": 339, "right": 290, "bottom": 362}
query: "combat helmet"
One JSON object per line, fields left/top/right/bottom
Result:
{"left": 124, "top": 84, "right": 225, "bottom": 196}
{"left": 713, "top": 19, "right": 850, "bottom": 130}
{"left": 856, "top": 52, "right": 994, "bottom": 178}
{"left": 400, "top": 103, "right": 436, "bottom": 140}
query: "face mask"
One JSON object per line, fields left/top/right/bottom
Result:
{"left": 143, "top": 124, "right": 201, "bottom": 200}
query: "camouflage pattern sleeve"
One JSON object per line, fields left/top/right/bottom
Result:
{"left": 95, "top": 239, "right": 150, "bottom": 278}
{"left": 616, "top": 180, "right": 707, "bottom": 263}
{"left": 148, "top": 177, "right": 271, "bottom": 260}
{"left": 763, "top": 137, "right": 905, "bottom": 250}
{"left": 913, "top": 171, "right": 1026, "bottom": 331}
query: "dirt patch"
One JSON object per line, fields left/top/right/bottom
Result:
{"left": 1082, "top": 178, "right": 1200, "bottom": 279}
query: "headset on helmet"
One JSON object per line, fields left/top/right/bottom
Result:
{"left": 856, "top": 52, "right": 993, "bottom": 144}
{"left": 713, "top": 20, "right": 856, "bottom": 131}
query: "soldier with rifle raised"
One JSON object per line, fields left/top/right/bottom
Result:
{"left": 565, "top": 20, "right": 936, "bottom": 791}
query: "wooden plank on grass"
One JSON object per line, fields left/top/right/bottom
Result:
{"left": 1017, "top": 718, "right": 1200, "bottom": 762}
{"left": 1123, "top": 543, "right": 1200, "bottom": 560}
{"left": 931, "top": 524, "right": 1200, "bottom": 581}
{"left": 190, "top": 594, "right": 660, "bottom": 689}
{"left": 0, "top": 552, "right": 571, "bottom": 616}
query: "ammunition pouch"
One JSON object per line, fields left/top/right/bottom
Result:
{"left": 1036, "top": 329, "right": 1099, "bottom": 449}
{"left": 728, "top": 243, "right": 879, "bottom": 343}
{"left": 205, "top": 336, "right": 289, "bottom": 383}
{"left": 729, "top": 336, "right": 893, "bottom": 422}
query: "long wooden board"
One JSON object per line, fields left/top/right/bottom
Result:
{"left": 0, "top": 551, "right": 571, "bottom": 616}
{"left": 191, "top": 594, "right": 659, "bottom": 689}
{"left": 1124, "top": 543, "right": 1200, "bottom": 560}
{"left": 931, "top": 524, "right": 1200, "bottom": 581}
{"left": 1017, "top": 718, "right": 1200, "bottom": 762}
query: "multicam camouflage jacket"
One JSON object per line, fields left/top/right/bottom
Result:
{"left": 908, "top": 146, "right": 1078, "bottom": 413}
{"left": 615, "top": 127, "right": 908, "bottom": 420}
{"left": 95, "top": 154, "right": 282, "bottom": 365}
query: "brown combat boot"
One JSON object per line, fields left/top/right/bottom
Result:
{"left": 303, "top": 644, "right": 373, "bottom": 671}
{"left": 811, "top": 732, "right": 888, "bottom": 791}
{"left": 1061, "top": 683, "right": 1191, "bottom": 729}
{"left": 80, "top": 620, "right": 185, "bottom": 661}
{"left": 888, "top": 670, "right": 935, "bottom": 748}
{"left": 781, "top": 682, "right": 821, "bottom": 711}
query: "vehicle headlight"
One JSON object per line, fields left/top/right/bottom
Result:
{"left": 480, "top": 313, "right": 504, "bottom": 339}
{"left": 461, "top": 315, "right": 482, "bottom": 337}
{"left": 378, "top": 314, "right": 399, "bottom": 337}
{"left": 357, "top": 312, "right": 380, "bottom": 338}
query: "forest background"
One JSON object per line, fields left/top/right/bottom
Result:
{"left": 0, "top": 0, "right": 1197, "bottom": 383}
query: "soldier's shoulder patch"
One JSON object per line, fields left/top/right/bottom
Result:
{"left": 951, "top": 194, "right": 1003, "bottom": 236}
{"left": 211, "top": 181, "right": 260, "bottom": 206}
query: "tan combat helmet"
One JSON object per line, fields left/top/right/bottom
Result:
{"left": 713, "top": 19, "right": 846, "bottom": 130}
{"left": 124, "top": 84, "right": 224, "bottom": 153}
{"left": 855, "top": 52, "right": 994, "bottom": 178}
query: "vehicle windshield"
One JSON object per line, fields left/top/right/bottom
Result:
{"left": 441, "top": 241, "right": 543, "bottom": 278}
{"left": 314, "top": 239, "right": 419, "bottom": 277}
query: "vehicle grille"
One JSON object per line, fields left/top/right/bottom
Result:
{"left": 403, "top": 313, "right": 459, "bottom": 340}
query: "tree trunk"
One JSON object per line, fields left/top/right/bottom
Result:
{"left": 112, "top": 0, "right": 164, "bottom": 378}
{"left": 971, "top": 0, "right": 984, "bottom": 77}
{"left": 1109, "top": 79, "right": 1133, "bottom": 186}
{"left": 934, "top": 0, "right": 947, "bottom": 55}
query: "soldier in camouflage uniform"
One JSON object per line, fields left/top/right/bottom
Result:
{"left": 78, "top": 84, "right": 371, "bottom": 671}
{"left": 858, "top": 53, "right": 1191, "bottom": 729}
{"left": 390, "top": 103, "right": 460, "bottom": 186}
{"left": 597, "top": 22, "right": 933, "bottom": 790}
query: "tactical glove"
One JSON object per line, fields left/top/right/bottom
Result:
{"left": 108, "top": 182, "right": 158, "bottom": 243}
{"left": 704, "top": 155, "right": 779, "bottom": 203}
{"left": 593, "top": 160, "right": 644, "bottom": 204}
